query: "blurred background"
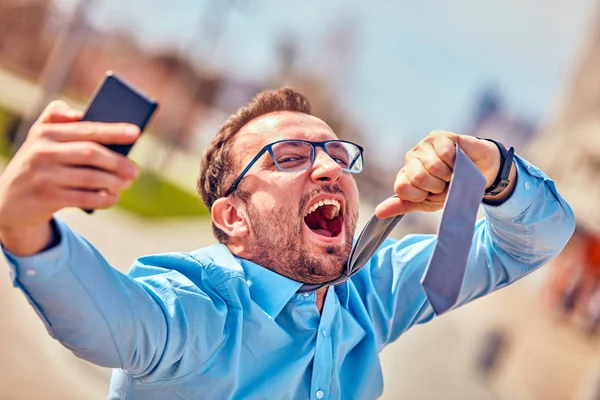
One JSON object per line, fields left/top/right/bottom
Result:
{"left": 1, "top": 0, "right": 600, "bottom": 399}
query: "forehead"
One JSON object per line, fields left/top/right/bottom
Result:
{"left": 233, "top": 111, "right": 338, "bottom": 152}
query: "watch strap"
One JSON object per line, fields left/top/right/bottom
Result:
{"left": 479, "top": 138, "right": 514, "bottom": 197}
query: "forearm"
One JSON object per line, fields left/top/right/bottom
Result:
{"left": 3, "top": 219, "right": 166, "bottom": 374}
{"left": 366, "top": 156, "right": 575, "bottom": 346}
{"left": 459, "top": 156, "right": 575, "bottom": 301}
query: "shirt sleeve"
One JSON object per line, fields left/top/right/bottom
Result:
{"left": 2, "top": 218, "right": 228, "bottom": 380}
{"left": 352, "top": 155, "right": 576, "bottom": 350}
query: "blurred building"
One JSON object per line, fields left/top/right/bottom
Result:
{"left": 526, "top": 5, "right": 600, "bottom": 334}
{"left": 466, "top": 86, "right": 537, "bottom": 152}
{"left": 525, "top": 5, "right": 600, "bottom": 235}
{"left": 0, "top": 1, "right": 391, "bottom": 207}
{"left": 0, "top": 0, "right": 55, "bottom": 78}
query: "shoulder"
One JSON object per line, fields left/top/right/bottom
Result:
{"left": 359, "top": 234, "right": 436, "bottom": 269}
{"left": 349, "top": 233, "right": 437, "bottom": 289}
{"left": 126, "top": 244, "right": 248, "bottom": 300}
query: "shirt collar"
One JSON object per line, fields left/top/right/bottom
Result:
{"left": 197, "top": 244, "right": 349, "bottom": 316}
{"left": 334, "top": 281, "right": 350, "bottom": 308}
{"left": 196, "top": 244, "right": 302, "bottom": 318}
{"left": 239, "top": 258, "right": 303, "bottom": 319}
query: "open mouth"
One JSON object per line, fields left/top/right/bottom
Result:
{"left": 303, "top": 199, "right": 344, "bottom": 238}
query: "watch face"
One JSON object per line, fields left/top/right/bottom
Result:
{"left": 487, "top": 179, "right": 510, "bottom": 196}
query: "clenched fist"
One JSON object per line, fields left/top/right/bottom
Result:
{"left": 375, "top": 130, "right": 516, "bottom": 218}
{"left": 0, "top": 100, "right": 140, "bottom": 255}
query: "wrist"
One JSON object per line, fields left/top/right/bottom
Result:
{"left": 482, "top": 161, "right": 518, "bottom": 205}
{"left": 0, "top": 220, "right": 56, "bottom": 256}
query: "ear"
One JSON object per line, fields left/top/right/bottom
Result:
{"left": 211, "top": 197, "right": 249, "bottom": 238}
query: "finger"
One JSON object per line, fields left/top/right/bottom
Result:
{"left": 418, "top": 143, "right": 453, "bottom": 182}
{"left": 39, "top": 122, "right": 140, "bottom": 145}
{"left": 374, "top": 197, "right": 425, "bottom": 218}
{"left": 55, "top": 142, "right": 139, "bottom": 178}
{"left": 426, "top": 192, "right": 448, "bottom": 204}
{"left": 430, "top": 135, "right": 457, "bottom": 169}
{"left": 394, "top": 170, "right": 428, "bottom": 202}
{"left": 404, "top": 158, "right": 447, "bottom": 194}
{"left": 52, "top": 166, "right": 134, "bottom": 193}
{"left": 57, "top": 188, "right": 120, "bottom": 210}
{"left": 36, "top": 100, "right": 82, "bottom": 124}
{"left": 456, "top": 134, "right": 491, "bottom": 163}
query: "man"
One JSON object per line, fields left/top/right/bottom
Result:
{"left": 0, "top": 88, "right": 574, "bottom": 399}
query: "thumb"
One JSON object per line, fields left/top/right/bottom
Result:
{"left": 374, "top": 196, "right": 422, "bottom": 219}
{"left": 455, "top": 135, "right": 489, "bottom": 163}
{"left": 36, "top": 100, "right": 82, "bottom": 124}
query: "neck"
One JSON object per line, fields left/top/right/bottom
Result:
{"left": 227, "top": 241, "right": 251, "bottom": 259}
{"left": 228, "top": 242, "right": 331, "bottom": 313}
{"left": 316, "top": 287, "right": 328, "bottom": 313}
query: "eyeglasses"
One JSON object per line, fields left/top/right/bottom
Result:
{"left": 224, "top": 139, "right": 364, "bottom": 196}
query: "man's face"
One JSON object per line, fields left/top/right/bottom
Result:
{"left": 230, "top": 111, "right": 359, "bottom": 284}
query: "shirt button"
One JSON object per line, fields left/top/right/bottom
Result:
{"left": 322, "top": 330, "right": 327, "bottom": 337}
{"left": 25, "top": 269, "right": 36, "bottom": 277}
{"left": 303, "top": 292, "right": 310, "bottom": 297}
{"left": 316, "top": 390, "right": 324, "bottom": 399}
{"left": 524, "top": 181, "right": 531, "bottom": 190}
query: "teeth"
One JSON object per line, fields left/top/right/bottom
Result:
{"left": 304, "top": 199, "right": 341, "bottom": 219}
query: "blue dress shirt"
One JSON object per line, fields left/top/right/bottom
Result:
{"left": 3, "top": 156, "right": 575, "bottom": 399}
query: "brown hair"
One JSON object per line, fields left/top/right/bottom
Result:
{"left": 198, "top": 87, "right": 313, "bottom": 243}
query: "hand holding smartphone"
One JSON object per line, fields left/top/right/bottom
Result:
{"left": 79, "top": 71, "right": 158, "bottom": 214}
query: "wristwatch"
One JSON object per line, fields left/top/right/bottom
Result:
{"left": 479, "top": 137, "right": 515, "bottom": 197}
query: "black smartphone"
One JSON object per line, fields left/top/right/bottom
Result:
{"left": 80, "top": 71, "right": 159, "bottom": 214}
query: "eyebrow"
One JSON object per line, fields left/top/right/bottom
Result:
{"left": 277, "top": 140, "right": 306, "bottom": 148}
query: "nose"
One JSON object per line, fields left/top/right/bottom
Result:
{"left": 310, "top": 148, "right": 342, "bottom": 184}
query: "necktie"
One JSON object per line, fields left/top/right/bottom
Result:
{"left": 298, "top": 144, "right": 486, "bottom": 305}
{"left": 420, "top": 144, "right": 486, "bottom": 315}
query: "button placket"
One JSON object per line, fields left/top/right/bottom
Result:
{"left": 309, "top": 286, "right": 336, "bottom": 400}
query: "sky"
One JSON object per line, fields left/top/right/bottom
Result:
{"left": 55, "top": 0, "right": 598, "bottom": 158}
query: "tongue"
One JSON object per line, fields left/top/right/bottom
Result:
{"left": 314, "top": 228, "right": 332, "bottom": 237}
{"left": 305, "top": 209, "right": 333, "bottom": 237}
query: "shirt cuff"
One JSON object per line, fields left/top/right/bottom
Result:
{"left": 482, "top": 155, "right": 539, "bottom": 220}
{"left": 3, "top": 218, "right": 71, "bottom": 286}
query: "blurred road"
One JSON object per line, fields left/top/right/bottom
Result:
{"left": 1, "top": 206, "right": 599, "bottom": 400}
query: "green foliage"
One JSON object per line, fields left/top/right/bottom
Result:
{"left": 116, "top": 169, "right": 209, "bottom": 218}
{"left": 0, "top": 108, "right": 17, "bottom": 158}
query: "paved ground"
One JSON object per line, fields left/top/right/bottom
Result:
{"left": 1, "top": 206, "right": 599, "bottom": 400}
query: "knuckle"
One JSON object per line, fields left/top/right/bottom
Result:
{"left": 80, "top": 145, "right": 99, "bottom": 162}
{"left": 438, "top": 145, "right": 454, "bottom": 162}
{"left": 404, "top": 148, "right": 417, "bottom": 163}
{"left": 394, "top": 179, "right": 411, "bottom": 195}
{"left": 34, "top": 125, "right": 53, "bottom": 140}
{"left": 410, "top": 167, "right": 429, "bottom": 187}
{"left": 423, "top": 134, "right": 436, "bottom": 144}
{"left": 426, "top": 159, "right": 447, "bottom": 176}
{"left": 75, "top": 191, "right": 97, "bottom": 209}
{"left": 430, "top": 130, "right": 448, "bottom": 137}
{"left": 86, "top": 171, "right": 105, "bottom": 188}
{"left": 84, "top": 123, "right": 99, "bottom": 138}
{"left": 29, "top": 145, "right": 54, "bottom": 167}
{"left": 77, "top": 122, "right": 97, "bottom": 138}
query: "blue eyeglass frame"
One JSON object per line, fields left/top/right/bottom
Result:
{"left": 224, "top": 139, "right": 364, "bottom": 197}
